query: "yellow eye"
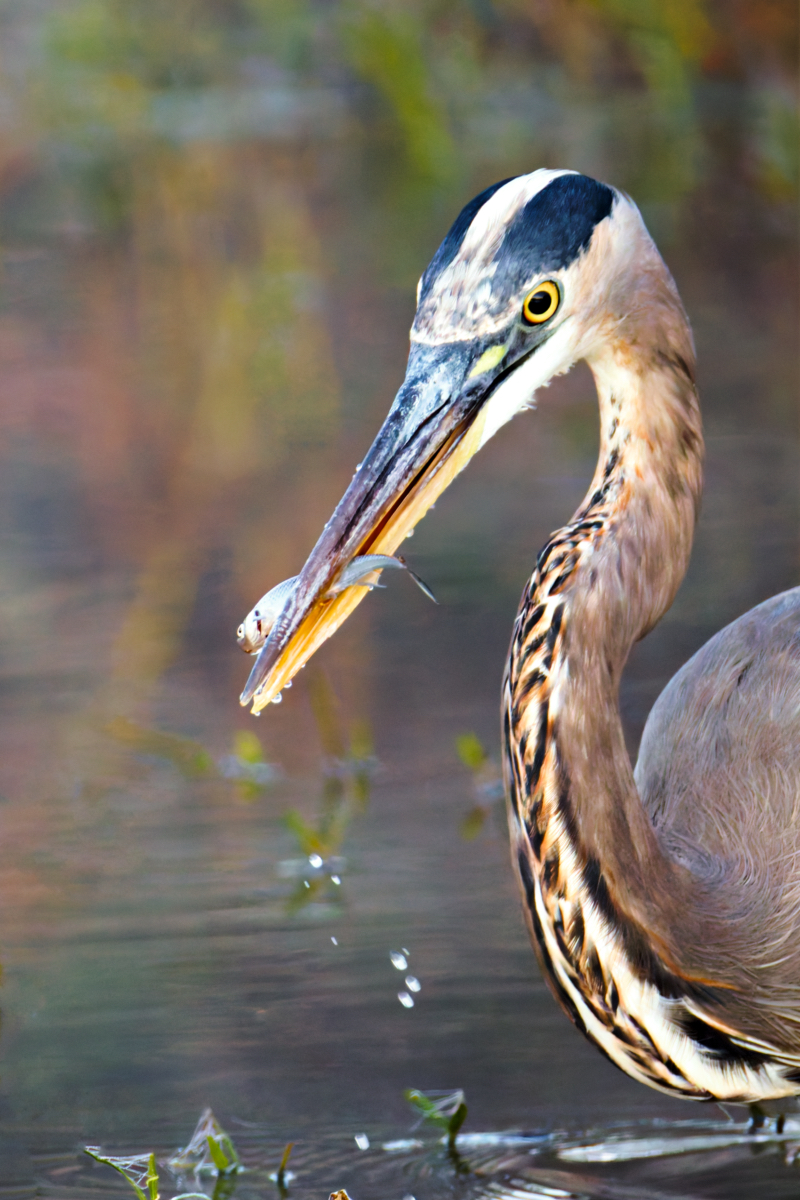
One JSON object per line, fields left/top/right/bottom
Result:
{"left": 522, "top": 280, "right": 560, "bottom": 325}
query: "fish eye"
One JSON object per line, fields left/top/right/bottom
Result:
{"left": 522, "top": 280, "right": 560, "bottom": 325}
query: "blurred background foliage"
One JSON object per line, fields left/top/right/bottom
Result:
{"left": 0, "top": 0, "right": 793, "bottom": 723}
{"left": 11, "top": 0, "right": 800, "bottom": 230}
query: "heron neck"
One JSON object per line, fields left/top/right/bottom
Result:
{"left": 506, "top": 330, "right": 703, "bottom": 952}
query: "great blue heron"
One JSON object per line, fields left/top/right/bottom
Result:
{"left": 239, "top": 170, "right": 800, "bottom": 1121}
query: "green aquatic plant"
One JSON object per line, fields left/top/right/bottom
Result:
{"left": 107, "top": 716, "right": 214, "bottom": 778}
{"left": 84, "top": 1150, "right": 162, "bottom": 1200}
{"left": 218, "top": 729, "right": 283, "bottom": 799}
{"left": 272, "top": 1142, "right": 294, "bottom": 1196}
{"left": 86, "top": 1110, "right": 241, "bottom": 1200}
{"left": 455, "top": 731, "right": 486, "bottom": 773}
{"left": 455, "top": 732, "right": 504, "bottom": 840}
{"left": 404, "top": 1088, "right": 468, "bottom": 1151}
{"left": 168, "top": 1108, "right": 241, "bottom": 1176}
{"left": 282, "top": 668, "right": 376, "bottom": 912}
{"left": 107, "top": 717, "right": 282, "bottom": 797}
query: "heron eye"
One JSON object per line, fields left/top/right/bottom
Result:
{"left": 522, "top": 281, "right": 560, "bottom": 325}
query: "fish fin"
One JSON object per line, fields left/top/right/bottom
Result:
{"left": 406, "top": 567, "right": 438, "bottom": 605}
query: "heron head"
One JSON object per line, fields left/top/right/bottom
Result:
{"left": 241, "top": 169, "right": 656, "bottom": 710}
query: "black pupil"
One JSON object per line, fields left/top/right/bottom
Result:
{"left": 527, "top": 290, "right": 552, "bottom": 315}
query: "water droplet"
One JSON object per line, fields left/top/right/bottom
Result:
{"left": 331, "top": 874, "right": 341, "bottom": 885}
{"left": 331, "top": 936, "right": 338, "bottom": 945}
{"left": 390, "top": 951, "right": 407, "bottom": 971}
{"left": 355, "top": 1133, "right": 369, "bottom": 1150}
{"left": 398, "top": 991, "right": 414, "bottom": 1008}
{"left": 284, "top": 679, "right": 292, "bottom": 689}
{"left": 402, "top": 947, "right": 410, "bottom": 956}
{"left": 405, "top": 975, "right": 420, "bottom": 993}
{"left": 308, "top": 853, "right": 323, "bottom": 869}
{"left": 405, "top": 529, "right": 414, "bottom": 539}
{"left": 272, "top": 692, "right": 282, "bottom": 705}
{"left": 303, "top": 880, "right": 310, "bottom": 889}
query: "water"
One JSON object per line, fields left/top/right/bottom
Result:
{"left": 0, "top": 2, "right": 797, "bottom": 1197}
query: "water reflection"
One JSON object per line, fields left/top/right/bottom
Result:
{"left": 39, "top": 1114, "right": 800, "bottom": 1200}
{"left": 0, "top": 0, "right": 796, "bottom": 1197}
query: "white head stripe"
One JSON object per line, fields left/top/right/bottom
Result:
{"left": 459, "top": 169, "right": 578, "bottom": 259}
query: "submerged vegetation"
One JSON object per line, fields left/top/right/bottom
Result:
{"left": 456, "top": 731, "right": 504, "bottom": 839}
{"left": 83, "top": 1094, "right": 469, "bottom": 1198}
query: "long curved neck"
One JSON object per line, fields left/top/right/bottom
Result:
{"left": 505, "top": 328, "right": 703, "bottom": 964}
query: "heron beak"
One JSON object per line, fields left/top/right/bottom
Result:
{"left": 241, "top": 338, "right": 513, "bottom": 712}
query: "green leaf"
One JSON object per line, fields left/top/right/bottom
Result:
{"left": 277, "top": 1141, "right": 293, "bottom": 1182}
{"left": 404, "top": 1089, "right": 446, "bottom": 1129}
{"left": 448, "top": 1101, "right": 468, "bottom": 1146}
{"left": 206, "top": 1135, "right": 229, "bottom": 1172}
{"left": 84, "top": 1149, "right": 154, "bottom": 1200}
{"left": 349, "top": 718, "right": 373, "bottom": 761}
{"left": 284, "top": 809, "right": 324, "bottom": 856}
{"left": 146, "top": 1154, "right": 159, "bottom": 1200}
{"left": 460, "top": 805, "right": 487, "bottom": 840}
{"left": 106, "top": 717, "right": 213, "bottom": 779}
{"left": 233, "top": 729, "right": 264, "bottom": 764}
{"left": 404, "top": 1088, "right": 468, "bottom": 1138}
{"left": 168, "top": 1109, "right": 241, "bottom": 1177}
{"left": 455, "top": 732, "right": 486, "bottom": 772}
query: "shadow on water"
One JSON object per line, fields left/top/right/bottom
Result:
{"left": 0, "top": 0, "right": 796, "bottom": 1197}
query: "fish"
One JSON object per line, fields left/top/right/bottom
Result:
{"left": 236, "top": 554, "right": 437, "bottom": 655}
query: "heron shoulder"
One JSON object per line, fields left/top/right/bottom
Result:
{"left": 636, "top": 588, "right": 800, "bottom": 931}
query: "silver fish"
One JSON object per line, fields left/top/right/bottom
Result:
{"left": 236, "top": 554, "right": 437, "bottom": 654}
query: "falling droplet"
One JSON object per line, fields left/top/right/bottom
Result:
{"left": 355, "top": 1133, "right": 370, "bottom": 1150}
{"left": 303, "top": 880, "right": 310, "bottom": 889}
{"left": 331, "top": 874, "right": 341, "bottom": 885}
{"left": 309, "top": 853, "right": 323, "bottom": 869}
{"left": 405, "top": 975, "right": 420, "bottom": 993}
{"left": 272, "top": 692, "right": 282, "bottom": 705}
{"left": 331, "top": 936, "right": 338, "bottom": 945}
{"left": 398, "top": 991, "right": 414, "bottom": 1008}
{"left": 402, "top": 947, "right": 410, "bottom": 956}
{"left": 390, "top": 951, "right": 407, "bottom": 971}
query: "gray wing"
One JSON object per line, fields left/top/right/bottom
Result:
{"left": 635, "top": 588, "right": 800, "bottom": 1015}
{"left": 636, "top": 587, "right": 800, "bottom": 851}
